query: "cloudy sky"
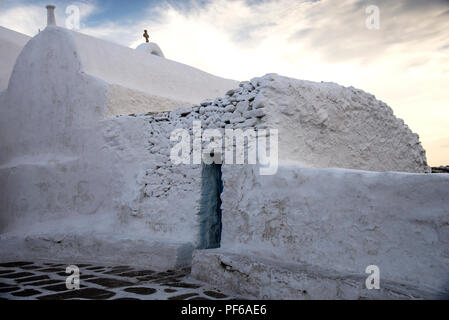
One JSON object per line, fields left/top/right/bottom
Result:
{"left": 1, "top": 0, "right": 448, "bottom": 166}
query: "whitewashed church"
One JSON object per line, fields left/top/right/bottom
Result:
{"left": 0, "top": 5, "right": 448, "bottom": 299}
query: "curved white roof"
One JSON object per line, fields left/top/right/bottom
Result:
{"left": 136, "top": 42, "right": 165, "bottom": 58}
{"left": 70, "top": 29, "right": 238, "bottom": 106}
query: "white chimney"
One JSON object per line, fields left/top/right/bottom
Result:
{"left": 46, "top": 5, "right": 56, "bottom": 26}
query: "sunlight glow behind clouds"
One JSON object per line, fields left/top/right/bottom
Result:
{"left": 0, "top": 0, "right": 448, "bottom": 165}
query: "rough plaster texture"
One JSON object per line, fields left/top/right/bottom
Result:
{"left": 191, "top": 250, "right": 442, "bottom": 299}
{"left": 165, "top": 73, "right": 430, "bottom": 173}
{"left": 253, "top": 74, "right": 430, "bottom": 173}
{"left": 115, "top": 86, "right": 270, "bottom": 245}
{"left": 0, "top": 27, "right": 30, "bottom": 92}
{"left": 211, "top": 164, "right": 449, "bottom": 297}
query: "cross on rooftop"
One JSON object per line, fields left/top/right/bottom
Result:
{"left": 143, "top": 30, "right": 149, "bottom": 43}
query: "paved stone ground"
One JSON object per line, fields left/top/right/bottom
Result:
{"left": 0, "top": 261, "right": 245, "bottom": 300}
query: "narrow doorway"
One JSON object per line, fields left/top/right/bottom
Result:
{"left": 198, "top": 163, "right": 223, "bottom": 249}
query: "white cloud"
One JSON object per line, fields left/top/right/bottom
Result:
{"left": 0, "top": 1, "right": 98, "bottom": 36}
{"left": 0, "top": 4, "right": 46, "bottom": 36}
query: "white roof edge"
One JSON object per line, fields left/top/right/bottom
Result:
{"left": 66, "top": 28, "right": 238, "bottom": 104}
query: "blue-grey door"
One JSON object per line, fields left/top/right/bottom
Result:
{"left": 198, "top": 163, "right": 223, "bottom": 249}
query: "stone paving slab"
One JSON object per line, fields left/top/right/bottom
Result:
{"left": 0, "top": 260, "right": 247, "bottom": 300}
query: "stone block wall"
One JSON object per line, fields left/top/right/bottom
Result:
{"left": 121, "top": 81, "right": 268, "bottom": 246}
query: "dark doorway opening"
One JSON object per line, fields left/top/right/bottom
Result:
{"left": 198, "top": 163, "right": 223, "bottom": 249}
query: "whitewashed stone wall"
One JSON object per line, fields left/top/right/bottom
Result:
{"left": 164, "top": 73, "right": 431, "bottom": 173}
{"left": 199, "top": 164, "right": 449, "bottom": 298}
{"left": 121, "top": 83, "right": 268, "bottom": 245}
{"left": 251, "top": 74, "right": 430, "bottom": 173}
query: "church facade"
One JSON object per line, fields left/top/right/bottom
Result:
{"left": 0, "top": 14, "right": 448, "bottom": 299}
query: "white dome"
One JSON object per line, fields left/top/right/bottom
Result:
{"left": 136, "top": 42, "right": 165, "bottom": 58}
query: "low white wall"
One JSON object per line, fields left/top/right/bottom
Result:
{"left": 221, "top": 165, "right": 449, "bottom": 294}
